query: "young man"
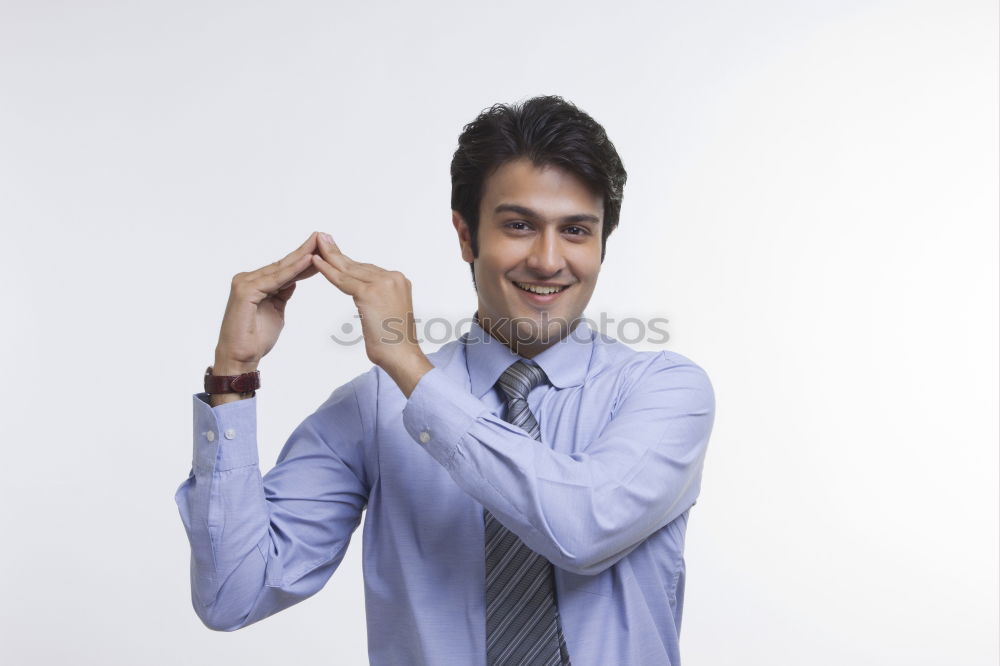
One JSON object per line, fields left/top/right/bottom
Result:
{"left": 176, "top": 95, "right": 715, "bottom": 665}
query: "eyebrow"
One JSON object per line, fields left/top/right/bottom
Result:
{"left": 493, "top": 203, "right": 600, "bottom": 225}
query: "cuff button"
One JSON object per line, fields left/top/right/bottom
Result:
{"left": 419, "top": 431, "right": 431, "bottom": 444}
{"left": 205, "top": 431, "right": 216, "bottom": 442}
{"left": 224, "top": 428, "right": 236, "bottom": 440}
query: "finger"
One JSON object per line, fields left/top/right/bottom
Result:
{"left": 249, "top": 232, "right": 320, "bottom": 288}
{"left": 316, "top": 232, "right": 352, "bottom": 268}
{"left": 288, "top": 261, "right": 320, "bottom": 283}
{"left": 311, "top": 253, "right": 366, "bottom": 295}
{"left": 353, "top": 262, "right": 387, "bottom": 279}
{"left": 316, "top": 234, "right": 382, "bottom": 281}
{"left": 274, "top": 259, "right": 319, "bottom": 293}
{"left": 319, "top": 231, "right": 343, "bottom": 255}
{"left": 288, "top": 231, "right": 322, "bottom": 262}
{"left": 317, "top": 242, "right": 352, "bottom": 273}
{"left": 250, "top": 253, "right": 315, "bottom": 293}
{"left": 264, "top": 231, "right": 319, "bottom": 273}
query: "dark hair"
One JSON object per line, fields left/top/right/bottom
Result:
{"left": 450, "top": 95, "right": 627, "bottom": 272}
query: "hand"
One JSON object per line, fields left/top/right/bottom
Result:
{"left": 310, "top": 232, "right": 432, "bottom": 395}
{"left": 213, "top": 231, "right": 323, "bottom": 374}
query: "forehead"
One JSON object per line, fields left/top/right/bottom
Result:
{"left": 480, "top": 158, "right": 603, "bottom": 219}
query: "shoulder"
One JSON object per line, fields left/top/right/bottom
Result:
{"left": 590, "top": 334, "right": 715, "bottom": 408}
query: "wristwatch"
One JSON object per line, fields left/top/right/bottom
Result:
{"left": 204, "top": 366, "right": 260, "bottom": 396}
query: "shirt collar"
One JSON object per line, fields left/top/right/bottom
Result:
{"left": 463, "top": 314, "right": 595, "bottom": 398}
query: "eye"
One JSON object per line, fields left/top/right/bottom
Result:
{"left": 505, "top": 220, "right": 531, "bottom": 231}
{"left": 563, "top": 225, "right": 589, "bottom": 236}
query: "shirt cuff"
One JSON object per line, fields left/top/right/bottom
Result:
{"left": 192, "top": 392, "right": 259, "bottom": 473}
{"left": 401, "top": 368, "right": 489, "bottom": 468}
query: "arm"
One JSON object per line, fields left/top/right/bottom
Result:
{"left": 174, "top": 373, "right": 372, "bottom": 631}
{"left": 401, "top": 352, "right": 715, "bottom": 576}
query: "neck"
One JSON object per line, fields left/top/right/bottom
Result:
{"left": 474, "top": 311, "right": 581, "bottom": 358}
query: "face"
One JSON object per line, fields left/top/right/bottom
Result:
{"left": 452, "top": 157, "right": 604, "bottom": 357}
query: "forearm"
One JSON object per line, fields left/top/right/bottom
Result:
{"left": 401, "top": 362, "right": 715, "bottom": 576}
{"left": 176, "top": 383, "right": 370, "bottom": 630}
{"left": 434, "top": 420, "right": 706, "bottom": 575}
{"left": 174, "top": 394, "right": 271, "bottom": 629}
{"left": 175, "top": 463, "right": 271, "bottom": 630}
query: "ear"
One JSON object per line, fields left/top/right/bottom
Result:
{"left": 452, "top": 211, "right": 476, "bottom": 263}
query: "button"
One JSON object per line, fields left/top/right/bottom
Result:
{"left": 205, "top": 430, "right": 216, "bottom": 442}
{"left": 419, "top": 431, "right": 431, "bottom": 443}
{"left": 224, "top": 428, "right": 236, "bottom": 440}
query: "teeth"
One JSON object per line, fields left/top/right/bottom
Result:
{"left": 515, "top": 281, "right": 565, "bottom": 295}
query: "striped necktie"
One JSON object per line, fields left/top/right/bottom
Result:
{"left": 485, "top": 360, "right": 571, "bottom": 665}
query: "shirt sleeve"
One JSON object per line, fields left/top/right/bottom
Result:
{"left": 174, "top": 372, "right": 373, "bottom": 631}
{"left": 401, "top": 352, "right": 715, "bottom": 576}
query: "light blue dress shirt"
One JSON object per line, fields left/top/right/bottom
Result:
{"left": 175, "top": 319, "right": 715, "bottom": 665}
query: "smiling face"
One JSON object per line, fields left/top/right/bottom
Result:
{"left": 452, "top": 157, "right": 604, "bottom": 357}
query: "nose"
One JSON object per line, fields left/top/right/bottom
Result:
{"left": 525, "top": 227, "right": 566, "bottom": 277}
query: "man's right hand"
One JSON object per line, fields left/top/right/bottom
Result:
{"left": 210, "top": 232, "right": 323, "bottom": 403}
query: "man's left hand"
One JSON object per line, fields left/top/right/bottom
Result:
{"left": 311, "top": 232, "right": 433, "bottom": 397}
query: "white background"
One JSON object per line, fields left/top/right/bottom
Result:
{"left": 1, "top": 1, "right": 997, "bottom": 664}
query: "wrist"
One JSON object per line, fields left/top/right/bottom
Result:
{"left": 212, "top": 358, "right": 258, "bottom": 376}
{"left": 205, "top": 364, "right": 260, "bottom": 404}
{"left": 380, "top": 347, "right": 433, "bottom": 398}
{"left": 209, "top": 392, "right": 251, "bottom": 407}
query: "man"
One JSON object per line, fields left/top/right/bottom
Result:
{"left": 175, "top": 95, "right": 715, "bottom": 665}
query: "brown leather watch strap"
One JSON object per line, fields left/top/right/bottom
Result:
{"left": 204, "top": 366, "right": 261, "bottom": 395}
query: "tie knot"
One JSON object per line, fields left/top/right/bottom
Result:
{"left": 496, "top": 360, "right": 547, "bottom": 403}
